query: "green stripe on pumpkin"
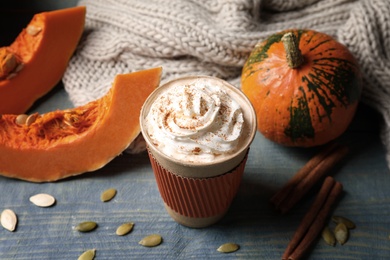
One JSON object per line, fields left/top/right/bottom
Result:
{"left": 312, "top": 57, "right": 361, "bottom": 104}
{"left": 284, "top": 86, "right": 315, "bottom": 141}
{"left": 284, "top": 40, "right": 361, "bottom": 140}
{"left": 246, "top": 33, "right": 283, "bottom": 66}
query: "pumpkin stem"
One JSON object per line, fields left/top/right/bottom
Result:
{"left": 282, "top": 32, "right": 304, "bottom": 69}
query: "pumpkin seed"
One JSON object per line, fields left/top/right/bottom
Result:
{"left": 116, "top": 222, "right": 134, "bottom": 236}
{"left": 15, "top": 114, "right": 28, "bottom": 125}
{"left": 0, "top": 49, "right": 18, "bottom": 77}
{"left": 26, "top": 25, "right": 42, "bottom": 36}
{"left": 217, "top": 243, "right": 240, "bottom": 253}
{"left": 321, "top": 226, "right": 336, "bottom": 246}
{"left": 29, "top": 193, "right": 56, "bottom": 207}
{"left": 139, "top": 234, "right": 162, "bottom": 247}
{"left": 15, "top": 63, "right": 24, "bottom": 73}
{"left": 26, "top": 113, "right": 39, "bottom": 126}
{"left": 63, "top": 112, "right": 80, "bottom": 127}
{"left": 78, "top": 249, "right": 96, "bottom": 260}
{"left": 1, "top": 209, "right": 17, "bottom": 232}
{"left": 334, "top": 223, "right": 349, "bottom": 245}
{"left": 332, "top": 215, "right": 356, "bottom": 229}
{"left": 100, "top": 188, "right": 117, "bottom": 202}
{"left": 6, "top": 73, "right": 17, "bottom": 80}
{"left": 75, "top": 221, "right": 98, "bottom": 232}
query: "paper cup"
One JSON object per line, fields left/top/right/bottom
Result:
{"left": 140, "top": 76, "right": 256, "bottom": 228}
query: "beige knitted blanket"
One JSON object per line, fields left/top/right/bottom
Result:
{"left": 63, "top": 0, "right": 390, "bottom": 161}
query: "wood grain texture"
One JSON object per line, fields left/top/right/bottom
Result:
{"left": 0, "top": 84, "right": 389, "bottom": 259}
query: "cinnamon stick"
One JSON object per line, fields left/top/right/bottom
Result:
{"left": 281, "top": 176, "right": 336, "bottom": 260}
{"left": 278, "top": 145, "right": 348, "bottom": 213}
{"left": 271, "top": 143, "right": 348, "bottom": 214}
{"left": 270, "top": 142, "right": 339, "bottom": 208}
{"left": 287, "top": 181, "right": 343, "bottom": 260}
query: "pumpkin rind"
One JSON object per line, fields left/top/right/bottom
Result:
{"left": 0, "top": 6, "right": 86, "bottom": 114}
{"left": 0, "top": 67, "right": 162, "bottom": 182}
{"left": 241, "top": 29, "right": 362, "bottom": 147}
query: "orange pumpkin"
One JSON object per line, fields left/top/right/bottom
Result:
{"left": 0, "top": 67, "right": 162, "bottom": 182}
{"left": 0, "top": 6, "right": 86, "bottom": 114}
{"left": 241, "top": 29, "right": 362, "bottom": 147}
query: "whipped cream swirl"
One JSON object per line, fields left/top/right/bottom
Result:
{"left": 145, "top": 81, "right": 244, "bottom": 162}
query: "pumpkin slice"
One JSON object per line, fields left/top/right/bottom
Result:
{"left": 0, "top": 67, "right": 162, "bottom": 182}
{"left": 0, "top": 6, "right": 86, "bottom": 114}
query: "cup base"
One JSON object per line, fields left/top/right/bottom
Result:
{"left": 164, "top": 203, "right": 226, "bottom": 228}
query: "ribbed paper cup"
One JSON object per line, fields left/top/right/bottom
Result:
{"left": 147, "top": 149, "right": 248, "bottom": 227}
{"left": 140, "top": 76, "right": 256, "bottom": 228}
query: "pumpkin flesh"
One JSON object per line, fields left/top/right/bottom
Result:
{"left": 242, "top": 30, "right": 362, "bottom": 147}
{"left": 0, "top": 6, "right": 86, "bottom": 114}
{"left": 0, "top": 67, "right": 162, "bottom": 182}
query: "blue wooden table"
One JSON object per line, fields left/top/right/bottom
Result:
{"left": 1, "top": 3, "right": 390, "bottom": 260}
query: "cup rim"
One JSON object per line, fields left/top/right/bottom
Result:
{"left": 139, "top": 75, "right": 257, "bottom": 169}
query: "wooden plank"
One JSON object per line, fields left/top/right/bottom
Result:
{"left": 1, "top": 87, "right": 389, "bottom": 259}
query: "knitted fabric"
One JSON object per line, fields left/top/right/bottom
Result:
{"left": 63, "top": 0, "right": 390, "bottom": 162}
